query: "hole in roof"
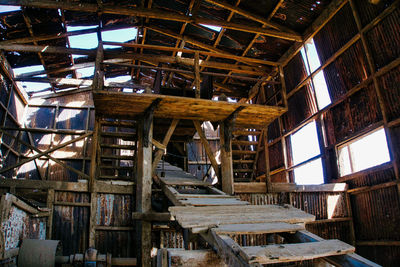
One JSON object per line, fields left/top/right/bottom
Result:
{"left": 0, "top": 6, "right": 21, "bottom": 13}
{"left": 67, "top": 25, "right": 98, "bottom": 32}
{"left": 77, "top": 67, "right": 94, "bottom": 78}
{"left": 13, "top": 65, "right": 44, "bottom": 77}
{"left": 200, "top": 24, "right": 222, "bottom": 32}
{"left": 18, "top": 82, "right": 52, "bottom": 93}
{"left": 68, "top": 32, "right": 98, "bottom": 59}
{"left": 101, "top": 28, "right": 137, "bottom": 49}
{"left": 106, "top": 75, "right": 132, "bottom": 82}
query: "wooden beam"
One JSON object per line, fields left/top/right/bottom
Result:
{"left": 192, "top": 120, "right": 221, "bottom": 180}
{"left": 136, "top": 110, "right": 154, "bottom": 267}
{"left": 0, "top": 43, "right": 96, "bottom": 56}
{"left": 0, "top": 0, "right": 301, "bottom": 41}
{"left": 93, "top": 42, "right": 104, "bottom": 91}
{"left": 194, "top": 52, "right": 200, "bottom": 98}
{"left": 203, "top": 0, "right": 297, "bottom": 34}
{"left": 103, "top": 42, "right": 279, "bottom": 66}
{"left": 152, "top": 119, "right": 179, "bottom": 173}
{"left": 0, "top": 132, "right": 92, "bottom": 174}
{"left": 220, "top": 120, "right": 234, "bottom": 195}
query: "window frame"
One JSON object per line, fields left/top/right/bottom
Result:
{"left": 336, "top": 126, "right": 391, "bottom": 177}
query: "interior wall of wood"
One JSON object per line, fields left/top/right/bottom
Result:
{"left": 259, "top": 1, "right": 400, "bottom": 265}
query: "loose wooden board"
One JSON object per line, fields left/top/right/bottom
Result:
{"left": 93, "top": 91, "right": 287, "bottom": 128}
{"left": 169, "top": 205, "right": 315, "bottom": 228}
{"left": 242, "top": 240, "right": 355, "bottom": 264}
{"left": 212, "top": 222, "right": 305, "bottom": 235}
{"left": 178, "top": 197, "right": 249, "bottom": 206}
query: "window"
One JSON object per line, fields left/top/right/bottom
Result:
{"left": 290, "top": 121, "right": 324, "bottom": 185}
{"left": 338, "top": 128, "right": 391, "bottom": 176}
{"left": 300, "top": 39, "right": 331, "bottom": 110}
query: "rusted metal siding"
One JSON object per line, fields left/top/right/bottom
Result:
{"left": 282, "top": 83, "right": 317, "bottom": 132}
{"left": 357, "top": 245, "right": 400, "bottom": 267}
{"left": 351, "top": 186, "right": 400, "bottom": 241}
{"left": 344, "top": 164, "right": 395, "bottom": 188}
{"left": 268, "top": 141, "right": 284, "bottom": 171}
{"left": 380, "top": 65, "right": 400, "bottom": 121}
{"left": 52, "top": 192, "right": 89, "bottom": 255}
{"left": 96, "top": 194, "right": 133, "bottom": 227}
{"left": 353, "top": 0, "right": 395, "bottom": 27}
{"left": 95, "top": 231, "right": 135, "bottom": 257}
{"left": 284, "top": 53, "right": 307, "bottom": 93}
{"left": 324, "top": 83, "right": 382, "bottom": 143}
{"left": 306, "top": 221, "right": 352, "bottom": 244}
{"left": 314, "top": 3, "right": 358, "bottom": 63}
{"left": 322, "top": 41, "right": 369, "bottom": 101}
{"left": 366, "top": 7, "right": 400, "bottom": 70}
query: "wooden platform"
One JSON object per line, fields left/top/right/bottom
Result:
{"left": 93, "top": 91, "right": 287, "bottom": 128}
{"left": 154, "top": 162, "right": 370, "bottom": 266}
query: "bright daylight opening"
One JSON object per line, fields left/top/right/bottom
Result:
{"left": 301, "top": 38, "right": 331, "bottom": 110}
{"left": 0, "top": 6, "right": 21, "bottom": 13}
{"left": 338, "top": 128, "right": 391, "bottom": 176}
{"left": 67, "top": 25, "right": 98, "bottom": 59}
{"left": 102, "top": 28, "right": 137, "bottom": 48}
{"left": 200, "top": 24, "right": 222, "bottom": 32}
{"left": 13, "top": 65, "right": 52, "bottom": 92}
{"left": 291, "top": 121, "right": 324, "bottom": 185}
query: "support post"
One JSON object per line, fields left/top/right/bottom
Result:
{"left": 264, "top": 130, "right": 272, "bottom": 192}
{"left": 136, "top": 106, "right": 155, "bottom": 267}
{"left": 89, "top": 118, "right": 100, "bottom": 248}
{"left": 194, "top": 51, "right": 200, "bottom": 98}
{"left": 220, "top": 120, "right": 234, "bottom": 195}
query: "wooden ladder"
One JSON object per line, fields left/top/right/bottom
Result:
{"left": 97, "top": 118, "right": 136, "bottom": 181}
{"left": 232, "top": 128, "right": 262, "bottom": 182}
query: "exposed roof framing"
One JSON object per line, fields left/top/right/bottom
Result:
{"left": 0, "top": 0, "right": 333, "bottom": 97}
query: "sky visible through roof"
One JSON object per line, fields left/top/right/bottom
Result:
{"left": 12, "top": 25, "right": 137, "bottom": 93}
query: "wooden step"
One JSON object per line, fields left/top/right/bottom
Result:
{"left": 100, "top": 144, "right": 135, "bottom": 149}
{"left": 232, "top": 130, "right": 261, "bottom": 136}
{"left": 99, "top": 165, "right": 133, "bottom": 170}
{"left": 232, "top": 140, "right": 258, "bottom": 146}
{"left": 212, "top": 222, "right": 305, "bottom": 235}
{"left": 98, "top": 175, "right": 133, "bottom": 180}
{"left": 233, "top": 169, "right": 253, "bottom": 173}
{"left": 233, "top": 160, "right": 254, "bottom": 164}
{"left": 101, "top": 132, "right": 136, "bottom": 139}
{"left": 232, "top": 150, "right": 256, "bottom": 155}
{"left": 178, "top": 197, "right": 248, "bottom": 207}
{"left": 242, "top": 240, "right": 355, "bottom": 264}
{"left": 101, "top": 155, "right": 135, "bottom": 160}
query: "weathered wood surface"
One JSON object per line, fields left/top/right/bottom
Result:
{"left": 169, "top": 205, "right": 315, "bottom": 228}
{"left": 165, "top": 249, "right": 228, "bottom": 267}
{"left": 213, "top": 222, "right": 305, "bottom": 235}
{"left": 242, "top": 240, "right": 355, "bottom": 264}
{"left": 93, "top": 91, "right": 286, "bottom": 128}
{"left": 178, "top": 197, "right": 248, "bottom": 206}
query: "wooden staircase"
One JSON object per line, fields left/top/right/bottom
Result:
{"left": 98, "top": 118, "right": 136, "bottom": 181}
{"left": 232, "top": 128, "right": 262, "bottom": 182}
{"left": 154, "top": 161, "right": 378, "bottom": 267}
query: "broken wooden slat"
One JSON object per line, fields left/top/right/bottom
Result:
{"left": 242, "top": 240, "right": 355, "bottom": 264}
{"left": 213, "top": 222, "right": 305, "bottom": 235}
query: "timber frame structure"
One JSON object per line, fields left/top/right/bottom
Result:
{"left": 0, "top": 0, "right": 399, "bottom": 266}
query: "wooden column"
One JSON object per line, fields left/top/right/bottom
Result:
{"left": 264, "top": 130, "right": 272, "bottom": 192}
{"left": 46, "top": 188, "right": 54, "bottom": 239}
{"left": 194, "top": 51, "right": 201, "bottom": 98}
{"left": 89, "top": 118, "right": 100, "bottom": 247}
{"left": 220, "top": 120, "right": 234, "bottom": 195}
{"left": 136, "top": 105, "right": 156, "bottom": 267}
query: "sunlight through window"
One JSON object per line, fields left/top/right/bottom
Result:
{"left": 313, "top": 70, "right": 331, "bottom": 110}
{"left": 293, "top": 158, "right": 324, "bottom": 185}
{"left": 291, "top": 121, "right": 320, "bottom": 165}
{"left": 338, "top": 128, "right": 391, "bottom": 176}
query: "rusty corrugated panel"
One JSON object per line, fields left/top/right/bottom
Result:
{"left": 366, "top": 7, "right": 400, "bottom": 70}
{"left": 353, "top": 0, "right": 395, "bottom": 27}
{"left": 95, "top": 230, "right": 135, "bottom": 257}
{"left": 325, "top": 83, "right": 382, "bottom": 143}
{"left": 380, "top": 65, "right": 400, "bottom": 121}
{"left": 323, "top": 41, "right": 369, "bottom": 101}
{"left": 52, "top": 192, "right": 89, "bottom": 255}
{"left": 96, "top": 194, "right": 132, "bottom": 226}
{"left": 351, "top": 186, "right": 400, "bottom": 241}
{"left": 1, "top": 206, "right": 29, "bottom": 251}
{"left": 284, "top": 53, "right": 307, "bottom": 93}
{"left": 236, "top": 193, "right": 280, "bottom": 205}
{"left": 160, "top": 230, "right": 185, "bottom": 249}
{"left": 314, "top": 3, "right": 358, "bottom": 63}
{"left": 269, "top": 141, "right": 284, "bottom": 171}
{"left": 357, "top": 245, "right": 400, "bottom": 267}
{"left": 282, "top": 83, "right": 317, "bottom": 132}
{"left": 345, "top": 164, "right": 395, "bottom": 188}
{"left": 306, "top": 220, "right": 352, "bottom": 244}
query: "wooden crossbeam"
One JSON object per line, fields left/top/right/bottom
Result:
{"left": 193, "top": 120, "right": 221, "bottom": 180}
{"left": 0, "top": 131, "right": 92, "bottom": 174}
{"left": 152, "top": 119, "right": 179, "bottom": 173}
{"left": 0, "top": 0, "right": 301, "bottom": 41}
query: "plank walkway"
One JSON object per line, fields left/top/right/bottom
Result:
{"left": 155, "top": 161, "right": 374, "bottom": 266}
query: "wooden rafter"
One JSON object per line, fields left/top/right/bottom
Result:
{"left": 0, "top": 0, "right": 302, "bottom": 41}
